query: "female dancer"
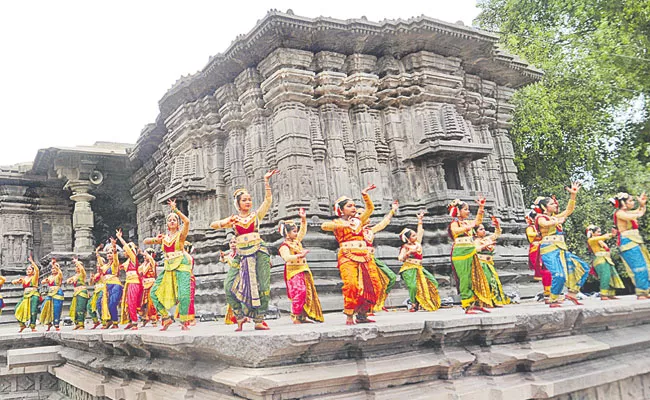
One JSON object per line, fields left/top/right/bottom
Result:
{"left": 398, "top": 210, "right": 440, "bottom": 312}
{"left": 40, "top": 258, "right": 64, "bottom": 331}
{"left": 97, "top": 239, "right": 123, "bottom": 329}
{"left": 145, "top": 199, "right": 193, "bottom": 331}
{"left": 526, "top": 210, "right": 551, "bottom": 301}
{"left": 359, "top": 201, "right": 399, "bottom": 313}
{"left": 321, "top": 184, "right": 383, "bottom": 325}
{"left": 210, "top": 170, "right": 278, "bottom": 331}
{"left": 535, "top": 183, "right": 589, "bottom": 307}
{"left": 88, "top": 245, "right": 106, "bottom": 329}
{"left": 586, "top": 225, "right": 624, "bottom": 300}
{"left": 278, "top": 208, "right": 324, "bottom": 324}
{"left": 66, "top": 257, "right": 89, "bottom": 330}
{"left": 474, "top": 216, "right": 510, "bottom": 306}
{"left": 13, "top": 256, "right": 40, "bottom": 332}
{"left": 610, "top": 192, "right": 649, "bottom": 298}
{"left": 116, "top": 229, "right": 143, "bottom": 330}
{"left": 139, "top": 248, "right": 158, "bottom": 327}
{"left": 448, "top": 197, "right": 492, "bottom": 314}
{"left": 221, "top": 237, "right": 238, "bottom": 325}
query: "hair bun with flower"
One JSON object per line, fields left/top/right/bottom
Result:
{"left": 334, "top": 196, "right": 352, "bottom": 217}
{"left": 399, "top": 228, "right": 414, "bottom": 243}
{"left": 585, "top": 224, "right": 598, "bottom": 238}
{"left": 278, "top": 220, "right": 296, "bottom": 238}
{"left": 609, "top": 192, "right": 629, "bottom": 208}
{"left": 447, "top": 199, "right": 462, "bottom": 218}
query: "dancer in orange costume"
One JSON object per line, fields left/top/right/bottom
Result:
{"left": 321, "top": 184, "right": 383, "bottom": 325}
{"left": 278, "top": 208, "right": 324, "bottom": 324}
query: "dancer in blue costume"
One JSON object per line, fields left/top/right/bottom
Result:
{"left": 534, "top": 182, "right": 590, "bottom": 307}
{"left": 610, "top": 192, "right": 649, "bottom": 299}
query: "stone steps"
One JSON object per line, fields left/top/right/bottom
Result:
{"left": 3, "top": 296, "right": 650, "bottom": 399}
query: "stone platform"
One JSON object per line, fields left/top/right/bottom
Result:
{"left": 3, "top": 296, "right": 650, "bottom": 399}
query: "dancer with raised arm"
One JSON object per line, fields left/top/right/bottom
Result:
{"left": 535, "top": 183, "right": 590, "bottom": 307}
{"left": 13, "top": 256, "right": 40, "bottom": 332}
{"left": 526, "top": 210, "right": 551, "bottom": 302}
{"left": 210, "top": 170, "right": 278, "bottom": 331}
{"left": 96, "top": 238, "right": 123, "bottom": 329}
{"left": 88, "top": 245, "right": 107, "bottom": 329}
{"left": 398, "top": 210, "right": 440, "bottom": 312}
{"left": 474, "top": 216, "right": 510, "bottom": 306}
{"left": 144, "top": 199, "right": 193, "bottom": 331}
{"left": 116, "top": 229, "right": 144, "bottom": 330}
{"left": 321, "top": 184, "right": 383, "bottom": 325}
{"left": 448, "top": 196, "right": 493, "bottom": 314}
{"left": 67, "top": 257, "right": 89, "bottom": 330}
{"left": 610, "top": 192, "right": 649, "bottom": 298}
{"left": 278, "top": 208, "right": 324, "bottom": 324}
{"left": 139, "top": 248, "right": 159, "bottom": 327}
{"left": 586, "top": 225, "right": 625, "bottom": 300}
{"left": 360, "top": 200, "right": 399, "bottom": 313}
{"left": 40, "top": 258, "right": 64, "bottom": 331}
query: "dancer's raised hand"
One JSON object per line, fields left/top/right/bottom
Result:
{"left": 264, "top": 169, "right": 280, "bottom": 180}
{"left": 391, "top": 200, "right": 399, "bottom": 212}
{"left": 475, "top": 194, "right": 486, "bottom": 206}
{"left": 566, "top": 182, "right": 582, "bottom": 194}
{"left": 361, "top": 183, "right": 377, "bottom": 195}
{"left": 298, "top": 208, "right": 306, "bottom": 218}
{"left": 167, "top": 198, "right": 177, "bottom": 211}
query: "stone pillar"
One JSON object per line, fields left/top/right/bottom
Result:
{"left": 345, "top": 54, "right": 384, "bottom": 204}
{"left": 216, "top": 84, "right": 248, "bottom": 201}
{"left": 68, "top": 180, "right": 95, "bottom": 253}
{"left": 258, "top": 48, "right": 316, "bottom": 217}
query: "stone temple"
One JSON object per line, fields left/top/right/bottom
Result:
{"left": 4, "top": 11, "right": 645, "bottom": 400}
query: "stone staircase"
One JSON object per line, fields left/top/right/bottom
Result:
{"left": 3, "top": 296, "right": 650, "bottom": 399}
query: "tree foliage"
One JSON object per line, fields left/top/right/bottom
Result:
{"left": 475, "top": 0, "right": 650, "bottom": 259}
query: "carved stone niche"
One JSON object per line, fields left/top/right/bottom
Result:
{"left": 1, "top": 232, "right": 32, "bottom": 266}
{"left": 409, "top": 104, "right": 493, "bottom": 162}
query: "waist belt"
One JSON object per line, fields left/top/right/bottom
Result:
{"left": 126, "top": 271, "right": 139, "bottom": 278}
{"left": 236, "top": 233, "right": 261, "bottom": 247}
{"left": 542, "top": 235, "right": 565, "bottom": 243}
{"left": 94, "top": 283, "right": 106, "bottom": 290}
{"left": 73, "top": 286, "right": 87, "bottom": 294}
{"left": 286, "top": 260, "right": 307, "bottom": 267}
{"left": 594, "top": 251, "right": 610, "bottom": 257}
{"left": 340, "top": 241, "right": 368, "bottom": 250}
{"left": 24, "top": 287, "right": 37, "bottom": 294}
{"left": 165, "top": 250, "right": 184, "bottom": 260}
{"left": 478, "top": 254, "right": 494, "bottom": 262}
{"left": 404, "top": 258, "right": 422, "bottom": 265}
{"left": 454, "top": 237, "right": 473, "bottom": 245}
{"left": 622, "top": 229, "right": 640, "bottom": 238}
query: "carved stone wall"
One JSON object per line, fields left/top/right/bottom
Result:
{"left": 130, "top": 11, "right": 543, "bottom": 311}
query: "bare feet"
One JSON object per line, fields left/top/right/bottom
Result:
{"left": 356, "top": 317, "right": 375, "bottom": 324}
{"left": 346, "top": 316, "right": 355, "bottom": 325}
{"left": 550, "top": 303, "right": 562, "bottom": 308}
{"left": 254, "top": 322, "right": 270, "bottom": 330}
{"left": 235, "top": 317, "right": 250, "bottom": 332}
{"left": 160, "top": 318, "right": 173, "bottom": 331}
{"left": 566, "top": 295, "right": 583, "bottom": 305}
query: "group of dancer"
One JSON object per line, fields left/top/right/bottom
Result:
{"left": 7, "top": 168, "right": 649, "bottom": 331}
{"left": 10, "top": 202, "right": 195, "bottom": 332}
{"left": 524, "top": 184, "right": 648, "bottom": 307}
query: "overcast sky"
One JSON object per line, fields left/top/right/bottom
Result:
{"left": 0, "top": 0, "right": 480, "bottom": 166}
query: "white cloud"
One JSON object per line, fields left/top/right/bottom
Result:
{"left": 0, "top": 0, "right": 480, "bottom": 165}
